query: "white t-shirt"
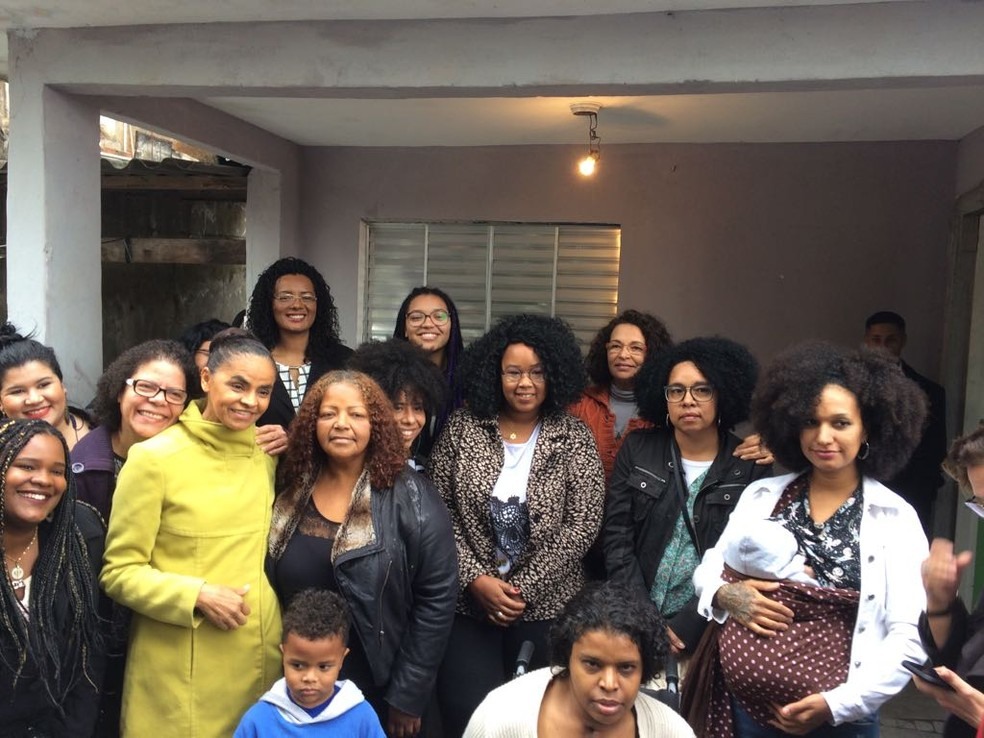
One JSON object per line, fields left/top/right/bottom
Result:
{"left": 490, "top": 424, "right": 541, "bottom": 575}
{"left": 680, "top": 457, "right": 714, "bottom": 489}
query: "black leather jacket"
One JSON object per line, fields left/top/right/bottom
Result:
{"left": 333, "top": 471, "right": 458, "bottom": 717}
{"left": 602, "top": 428, "right": 771, "bottom": 651}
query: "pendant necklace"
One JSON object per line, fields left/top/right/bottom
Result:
{"left": 499, "top": 417, "right": 535, "bottom": 442}
{"left": 5, "top": 528, "right": 39, "bottom": 591}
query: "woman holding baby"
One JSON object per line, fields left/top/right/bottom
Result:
{"left": 689, "top": 341, "right": 930, "bottom": 737}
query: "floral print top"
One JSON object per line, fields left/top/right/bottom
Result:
{"left": 773, "top": 474, "right": 863, "bottom": 590}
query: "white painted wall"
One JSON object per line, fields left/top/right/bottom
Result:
{"left": 6, "top": 76, "right": 102, "bottom": 395}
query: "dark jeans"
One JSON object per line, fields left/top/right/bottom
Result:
{"left": 436, "top": 613, "right": 552, "bottom": 738}
{"left": 733, "top": 698, "right": 879, "bottom": 738}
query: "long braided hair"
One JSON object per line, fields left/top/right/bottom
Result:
{"left": 0, "top": 417, "right": 101, "bottom": 712}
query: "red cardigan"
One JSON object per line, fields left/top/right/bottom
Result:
{"left": 568, "top": 384, "right": 653, "bottom": 483}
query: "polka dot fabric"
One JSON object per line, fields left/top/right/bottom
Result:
{"left": 719, "top": 576, "right": 859, "bottom": 731}
{"left": 684, "top": 565, "right": 859, "bottom": 738}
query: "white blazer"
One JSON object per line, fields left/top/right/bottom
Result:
{"left": 692, "top": 472, "right": 928, "bottom": 725}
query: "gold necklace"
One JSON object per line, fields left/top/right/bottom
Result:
{"left": 4, "top": 528, "right": 39, "bottom": 591}
{"left": 499, "top": 417, "right": 537, "bottom": 441}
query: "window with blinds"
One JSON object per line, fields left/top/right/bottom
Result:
{"left": 361, "top": 221, "right": 621, "bottom": 349}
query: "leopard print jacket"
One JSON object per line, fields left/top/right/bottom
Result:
{"left": 427, "top": 408, "right": 605, "bottom": 620}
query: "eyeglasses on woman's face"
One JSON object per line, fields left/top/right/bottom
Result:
{"left": 664, "top": 384, "right": 715, "bottom": 403}
{"left": 501, "top": 368, "right": 546, "bottom": 385}
{"left": 406, "top": 309, "right": 450, "bottom": 327}
{"left": 605, "top": 341, "right": 646, "bottom": 358}
{"left": 273, "top": 292, "right": 317, "bottom": 305}
{"left": 125, "top": 378, "right": 189, "bottom": 405}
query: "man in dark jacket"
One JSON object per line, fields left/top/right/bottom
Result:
{"left": 863, "top": 310, "right": 947, "bottom": 535}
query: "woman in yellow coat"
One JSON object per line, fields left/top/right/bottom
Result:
{"left": 102, "top": 329, "right": 282, "bottom": 738}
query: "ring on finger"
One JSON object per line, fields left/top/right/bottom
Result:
{"left": 496, "top": 610, "right": 504, "bottom": 619}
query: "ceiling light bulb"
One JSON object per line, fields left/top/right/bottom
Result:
{"left": 578, "top": 154, "right": 597, "bottom": 176}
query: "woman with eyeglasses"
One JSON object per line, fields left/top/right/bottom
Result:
{"left": 428, "top": 313, "right": 605, "bottom": 738}
{"left": 602, "top": 337, "right": 771, "bottom": 658}
{"left": 0, "top": 323, "right": 94, "bottom": 451}
{"left": 393, "top": 287, "right": 465, "bottom": 457}
{"left": 73, "top": 340, "right": 196, "bottom": 521}
{"left": 71, "top": 340, "right": 196, "bottom": 738}
{"left": 246, "top": 257, "right": 353, "bottom": 454}
{"left": 569, "top": 310, "right": 674, "bottom": 482}
{"left": 101, "top": 329, "right": 282, "bottom": 738}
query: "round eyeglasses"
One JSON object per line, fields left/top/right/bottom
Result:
{"left": 406, "top": 309, "right": 450, "bottom": 326}
{"left": 501, "top": 368, "right": 546, "bottom": 385}
{"left": 125, "top": 378, "right": 189, "bottom": 405}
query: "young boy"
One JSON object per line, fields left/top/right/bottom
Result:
{"left": 234, "top": 589, "right": 385, "bottom": 737}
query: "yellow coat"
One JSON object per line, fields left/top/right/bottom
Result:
{"left": 101, "top": 401, "right": 282, "bottom": 738}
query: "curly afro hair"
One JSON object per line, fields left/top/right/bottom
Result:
{"left": 751, "top": 341, "right": 927, "bottom": 481}
{"left": 245, "top": 257, "right": 341, "bottom": 360}
{"left": 549, "top": 581, "right": 667, "bottom": 684}
{"left": 636, "top": 336, "right": 758, "bottom": 430}
{"left": 584, "top": 310, "right": 674, "bottom": 387}
{"left": 91, "top": 340, "right": 197, "bottom": 432}
{"left": 278, "top": 371, "right": 406, "bottom": 493}
{"left": 458, "top": 314, "right": 586, "bottom": 419}
{"left": 347, "top": 339, "right": 447, "bottom": 419}
{"left": 281, "top": 588, "right": 350, "bottom": 645}
{"left": 944, "top": 425, "right": 984, "bottom": 494}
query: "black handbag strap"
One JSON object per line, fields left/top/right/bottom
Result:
{"left": 669, "top": 440, "right": 703, "bottom": 558}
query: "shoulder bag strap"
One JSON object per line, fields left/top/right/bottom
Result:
{"left": 669, "top": 439, "right": 703, "bottom": 558}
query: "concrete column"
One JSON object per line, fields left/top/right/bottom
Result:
{"left": 6, "top": 76, "right": 102, "bottom": 396}
{"left": 245, "top": 168, "right": 286, "bottom": 292}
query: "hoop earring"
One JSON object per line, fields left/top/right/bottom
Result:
{"left": 665, "top": 414, "right": 671, "bottom": 428}
{"left": 857, "top": 441, "right": 870, "bottom": 461}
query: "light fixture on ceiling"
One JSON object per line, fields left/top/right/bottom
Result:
{"left": 571, "top": 102, "right": 601, "bottom": 176}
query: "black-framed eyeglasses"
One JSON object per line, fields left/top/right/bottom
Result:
{"left": 125, "top": 378, "right": 188, "bottom": 405}
{"left": 406, "top": 309, "right": 450, "bottom": 326}
{"left": 664, "top": 384, "right": 715, "bottom": 403}
{"left": 273, "top": 292, "right": 317, "bottom": 304}
{"left": 501, "top": 368, "right": 546, "bottom": 385}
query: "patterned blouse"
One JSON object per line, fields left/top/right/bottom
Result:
{"left": 773, "top": 474, "right": 863, "bottom": 590}
{"left": 650, "top": 468, "right": 710, "bottom": 617}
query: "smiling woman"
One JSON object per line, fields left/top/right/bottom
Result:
{"left": 569, "top": 310, "right": 673, "bottom": 482}
{"left": 0, "top": 418, "right": 106, "bottom": 737}
{"left": 101, "top": 329, "right": 282, "bottom": 738}
{"left": 0, "top": 323, "right": 93, "bottom": 451}
{"left": 393, "top": 287, "right": 466, "bottom": 456}
{"left": 428, "top": 313, "right": 606, "bottom": 738}
{"left": 73, "top": 340, "right": 196, "bottom": 521}
{"left": 347, "top": 338, "right": 447, "bottom": 469}
{"left": 268, "top": 370, "right": 456, "bottom": 737}
{"left": 246, "top": 258, "right": 353, "bottom": 448}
